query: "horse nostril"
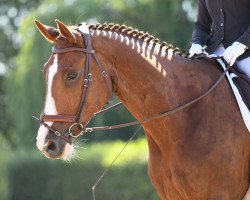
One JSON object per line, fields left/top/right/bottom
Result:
{"left": 43, "top": 140, "right": 57, "bottom": 152}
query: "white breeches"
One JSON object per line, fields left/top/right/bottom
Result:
{"left": 213, "top": 44, "right": 250, "bottom": 78}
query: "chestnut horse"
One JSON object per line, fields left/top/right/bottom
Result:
{"left": 34, "top": 20, "right": 250, "bottom": 199}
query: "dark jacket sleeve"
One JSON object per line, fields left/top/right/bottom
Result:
{"left": 237, "top": 26, "right": 250, "bottom": 49}
{"left": 191, "top": 0, "right": 212, "bottom": 45}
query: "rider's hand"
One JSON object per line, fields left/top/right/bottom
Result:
{"left": 223, "top": 42, "right": 248, "bottom": 66}
{"left": 189, "top": 43, "right": 208, "bottom": 57}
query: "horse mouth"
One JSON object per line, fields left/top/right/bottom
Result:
{"left": 41, "top": 140, "right": 73, "bottom": 159}
{"left": 42, "top": 151, "right": 61, "bottom": 159}
{"left": 40, "top": 140, "right": 62, "bottom": 159}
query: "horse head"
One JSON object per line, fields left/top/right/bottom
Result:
{"left": 35, "top": 20, "right": 112, "bottom": 159}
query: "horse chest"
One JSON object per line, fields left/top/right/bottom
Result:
{"left": 148, "top": 147, "right": 248, "bottom": 200}
{"left": 148, "top": 158, "right": 195, "bottom": 200}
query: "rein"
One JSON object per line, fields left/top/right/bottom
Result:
{"left": 33, "top": 22, "right": 230, "bottom": 144}
{"left": 85, "top": 56, "right": 229, "bottom": 133}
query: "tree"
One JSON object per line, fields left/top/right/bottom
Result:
{"left": 0, "top": 0, "right": 42, "bottom": 69}
{"left": 0, "top": 0, "right": 44, "bottom": 148}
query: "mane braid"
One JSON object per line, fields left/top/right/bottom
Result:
{"left": 89, "top": 23, "right": 188, "bottom": 57}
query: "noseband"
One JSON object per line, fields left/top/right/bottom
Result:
{"left": 33, "top": 23, "right": 112, "bottom": 144}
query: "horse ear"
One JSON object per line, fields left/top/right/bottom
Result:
{"left": 34, "top": 20, "right": 59, "bottom": 43}
{"left": 55, "top": 19, "right": 76, "bottom": 44}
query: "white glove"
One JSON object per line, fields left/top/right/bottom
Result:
{"left": 189, "top": 43, "right": 208, "bottom": 57}
{"left": 223, "top": 42, "right": 248, "bottom": 66}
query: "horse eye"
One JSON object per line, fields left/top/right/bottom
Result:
{"left": 67, "top": 72, "right": 78, "bottom": 81}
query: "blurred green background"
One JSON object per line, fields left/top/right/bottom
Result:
{"left": 0, "top": 0, "right": 197, "bottom": 199}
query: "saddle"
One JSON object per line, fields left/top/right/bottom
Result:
{"left": 215, "top": 57, "right": 250, "bottom": 131}
{"left": 194, "top": 54, "right": 250, "bottom": 131}
{"left": 230, "top": 67, "right": 250, "bottom": 110}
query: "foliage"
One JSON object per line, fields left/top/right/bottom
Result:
{"left": 0, "top": 139, "right": 159, "bottom": 200}
{"left": 0, "top": 0, "right": 44, "bottom": 146}
{"left": 0, "top": 139, "right": 9, "bottom": 200}
{"left": 82, "top": 138, "right": 149, "bottom": 166}
{"left": 0, "top": 75, "right": 15, "bottom": 147}
{"left": 0, "top": 0, "right": 42, "bottom": 71}
{"left": 5, "top": 0, "right": 196, "bottom": 148}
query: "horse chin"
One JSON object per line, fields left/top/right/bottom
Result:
{"left": 61, "top": 143, "right": 74, "bottom": 160}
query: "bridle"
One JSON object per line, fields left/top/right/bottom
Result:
{"left": 33, "top": 22, "right": 231, "bottom": 144}
{"left": 33, "top": 22, "right": 112, "bottom": 144}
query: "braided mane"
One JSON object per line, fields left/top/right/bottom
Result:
{"left": 89, "top": 23, "right": 188, "bottom": 57}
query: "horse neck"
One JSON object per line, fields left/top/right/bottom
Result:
{"left": 91, "top": 29, "right": 221, "bottom": 141}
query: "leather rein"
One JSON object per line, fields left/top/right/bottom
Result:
{"left": 33, "top": 22, "right": 230, "bottom": 144}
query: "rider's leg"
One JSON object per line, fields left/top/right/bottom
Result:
{"left": 235, "top": 57, "right": 250, "bottom": 78}
{"left": 212, "top": 44, "right": 250, "bottom": 78}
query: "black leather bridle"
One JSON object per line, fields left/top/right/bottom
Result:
{"left": 33, "top": 23, "right": 112, "bottom": 144}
